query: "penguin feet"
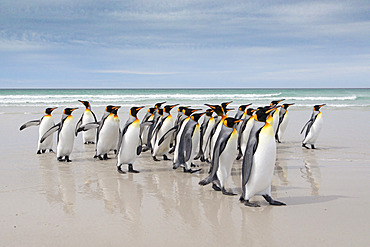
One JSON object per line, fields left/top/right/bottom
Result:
{"left": 128, "top": 164, "right": 140, "bottom": 173}
{"left": 163, "top": 155, "right": 171, "bottom": 161}
{"left": 183, "top": 167, "right": 201, "bottom": 174}
{"left": 37, "top": 150, "right": 42, "bottom": 154}
{"left": 311, "top": 144, "right": 316, "bottom": 149}
{"left": 302, "top": 143, "right": 310, "bottom": 149}
{"left": 57, "top": 156, "right": 64, "bottom": 162}
{"left": 236, "top": 152, "right": 242, "bottom": 160}
{"left": 263, "top": 195, "right": 286, "bottom": 206}
{"left": 103, "top": 154, "right": 109, "bottom": 160}
{"left": 117, "top": 165, "right": 126, "bottom": 174}
{"left": 193, "top": 155, "right": 200, "bottom": 160}
{"left": 239, "top": 196, "right": 245, "bottom": 203}
{"left": 212, "top": 184, "right": 221, "bottom": 191}
{"left": 153, "top": 156, "right": 160, "bottom": 162}
{"left": 244, "top": 200, "right": 261, "bottom": 207}
{"left": 142, "top": 146, "right": 149, "bottom": 152}
{"left": 200, "top": 156, "right": 205, "bottom": 162}
{"left": 222, "top": 188, "right": 236, "bottom": 196}
{"left": 169, "top": 147, "right": 175, "bottom": 154}
{"left": 65, "top": 156, "right": 72, "bottom": 162}
{"left": 42, "top": 149, "right": 46, "bottom": 153}
{"left": 49, "top": 149, "right": 55, "bottom": 153}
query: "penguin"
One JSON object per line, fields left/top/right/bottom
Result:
{"left": 20, "top": 107, "right": 57, "bottom": 154}
{"left": 270, "top": 99, "right": 285, "bottom": 134}
{"left": 196, "top": 109, "right": 217, "bottom": 162}
{"left": 40, "top": 108, "right": 78, "bottom": 162}
{"left": 117, "top": 106, "right": 144, "bottom": 174}
{"left": 140, "top": 107, "right": 156, "bottom": 152}
{"left": 75, "top": 100, "right": 97, "bottom": 144}
{"left": 151, "top": 104, "right": 179, "bottom": 161}
{"left": 173, "top": 112, "right": 205, "bottom": 173}
{"left": 301, "top": 104, "right": 325, "bottom": 149}
{"left": 239, "top": 107, "right": 286, "bottom": 207}
{"left": 199, "top": 117, "right": 242, "bottom": 195}
{"left": 236, "top": 108, "right": 255, "bottom": 160}
{"left": 275, "top": 103, "right": 294, "bottom": 143}
{"left": 77, "top": 105, "right": 121, "bottom": 160}
{"left": 145, "top": 101, "right": 166, "bottom": 151}
{"left": 234, "top": 104, "right": 252, "bottom": 120}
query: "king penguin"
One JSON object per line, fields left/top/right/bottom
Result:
{"left": 140, "top": 107, "right": 156, "bottom": 152}
{"left": 240, "top": 107, "right": 286, "bottom": 207}
{"left": 151, "top": 104, "right": 179, "bottom": 161}
{"left": 20, "top": 107, "right": 57, "bottom": 154}
{"left": 270, "top": 99, "right": 285, "bottom": 134}
{"left": 173, "top": 112, "right": 205, "bottom": 173}
{"left": 196, "top": 109, "right": 217, "bottom": 162}
{"left": 117, "top": 106, "right": 144, "bottom": 174}
{"left": 40, "top": 107, "right": 78, "bottom": 162}
{"left": 236, "top": 108, "right": 255, "bottom": 160}
{"left": 301, "top": 104, "right": 325, "bottom": 149}
{"left": 75, "top": 100, "right": 97, "bottom": 144}
{"left": 199, "top": 117, "right": 242, "bottom": 195}
{"left": 275, "top": 103, "right": 294, "bottom": 143}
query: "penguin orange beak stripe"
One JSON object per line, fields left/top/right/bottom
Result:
{"left": 265, "top": 107, "right": 276, "bottom": 114}
{"left": 319, "top": 104, "right": 326, "bottom": 108}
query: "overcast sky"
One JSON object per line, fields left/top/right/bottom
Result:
{"left": 1, "top": 0, "right": 369, "bottom": 88}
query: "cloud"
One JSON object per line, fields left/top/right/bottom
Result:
{"left": 92, "top": 70, "right": 180, "bottom": 75}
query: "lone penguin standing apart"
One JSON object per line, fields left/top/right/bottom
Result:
{"left": 199, "top": 117, "right": 242, "bottom": 195}
{"left": 20, "top": 107, "right": 57, "bottom": 154}
{"left": 117, "top": 106, "right": 144, "bottom": 174}
{"left": 240, "top": 107, "right": 286, "bottom": 207}
{"left": 41, "top": 108, "right": 78, "bottom": 162}
{"left": 75, "top": 100, "right": 97, "bottom": 144}
{"left": 275, "top": 103, "right": 294, "bottom": 143}
{"left": 301, "top": 104, "right": 325, "bottom": 149}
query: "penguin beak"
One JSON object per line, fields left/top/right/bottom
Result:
{"left": 278, "top": 99, "right": 285, "bottom": 103}
{"left": 265, "top": 107, "right": 276, "bottom": 114}
{"left": 137, "top": 106, "right": 145, "bottom": 111}
{"left": 191, "top": 109, "right": 201, "bottom": 113}
{"left": 226, "top": 108, "right": 234, "bottom": 112}
{"left": 223, "top": 101, "right": 233, "bottom": 106}
{"left": 170, "top": 104, "right": 179, "bottom": 109}
{"left": 319, "top": 104, "right": 326, "bottom": 108}
{"left": 72, "top": 108, "right": 78, "bottom": 111}
{"left": 234, "top": 119, "right": 242, "bottom": 123}
{"left": 114, "top": 106, "right": 121, "bottom": 110}
{"left": 205, "top": 104, "right": 216, "bottom": 110}
{"left": 51, "top": 107, "right": 58, "bottom": 111}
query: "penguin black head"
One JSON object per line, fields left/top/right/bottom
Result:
{"left": 45, "top": 107, "right": 57, "bottom": 115}
{"left": 78, "top": 100, "right": 91, "bottom": 109}
{"left": 105, "top": 105, "right": 115, "bottom": 113}
{"left": 130, "top": 106, "right": 144, "bottom": 118}
{"left": 205, "top": 109, "right": 214, "bottom": 117}
{"left": 270, "top": 99, "right": 285, "bottom": 106}
{"left": 255, "top": 107, "right": 276, "bottom": 122}
{"left": 313, "top": 104, "right": 325, "bottom": 111}
{"left": 157, "top": 108, "right": 164, "bottom": 116}
{"left": 205, "top": 104, "right": 224, "bottom": 116}
{"left": 154, "top": 101, "right": 166, "bottom": 109}
{"left": 183, "top": 108, "right": 201, "bottom": 117}
{"left": 63, "top": 108, "right": 78, "bottom": 115}
{"left": 190, "top": 112, "right": 205, "bottom": 122}
{"left": 221, "top": 101, "right": 232, "bottom": 112}
{"left": 282, "top": 103, "right": 294, "bottom": 109}
{"left": 164, "top": 104, "right": 179, "bottom": 113}
{"left": 223, "top": 117, "right": 242, "bottom": 128}
{"left": 238, "top": 103, "right": 252, "bottom": 112}
{"left": 111, "top": 106, "right": 121, "bottom": 115}
{"left": 147, "top": 107, "right": 156, "bottom": 114}
{"left": 246, "top": 108, "right": 255, "bottom": 116}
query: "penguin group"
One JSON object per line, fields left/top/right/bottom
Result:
{"left": 20, "top": 99, "right": 326, "bottom": 207}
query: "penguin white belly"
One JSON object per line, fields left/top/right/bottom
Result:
{"left": 57, "top": 117, "right": 75, "bottom": 157}
{"left": 185, "top": 125, "right": 200, "bottom": 169}
{"left": 118, "top": 123, "right": 140, "bottom": 165}
{"left": 153, "top": 117, "right": 173, "bottom": 156}
{"left": 202, "top": 119, "right": 215, "bottom": 159}
{"left": 245, "top": 126, "right": 276, "bottom": 200}
{"left": 272, "top": 109, "right": 279, "bottom": 134}
{"left": 210, "top": 119, "right": 224, "bottom": 160}
{"left": 241, "top": 118, "right": 254, "bottom": 156}
{"left": 303, "top": 113, "right": 323, "bottom": 144}
{"left": 82, "top": 111, "right": 96, "bottom": 143}
{"left": 277, "top": 112, "right": 289, "bottom": 140}
{"left": 141, "top": 125, "right": 150, "bottom": 144}
{"left": 174, "top": 118, "right": 190, "bottom": 163}
{"left": 97, "top": 115, "right": 117, "bottom": 155}
{"left": 38, "top": 116, "right": 54, "bottom": 150}
{"left": 217, "top": 132, "right": 238, "bottom": 188}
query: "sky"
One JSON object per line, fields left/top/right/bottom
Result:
{"left": 1, "top": 0, "right": 369, "bottom": 88}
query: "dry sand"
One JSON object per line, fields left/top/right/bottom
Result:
{"left": 1, "top": 106, "right": 369, "bottom": 246}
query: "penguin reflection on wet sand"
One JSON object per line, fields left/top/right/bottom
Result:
{"left": 240, "top": 107, "right": 286, "bottom": 207}
{"left": 75, "top": 100, "right": 97, "bottom": 144}
{"left": 117, "top": 106, "right": 145, "bottom": 174}
{"left": 40, "top": 108, "right": 78, "bottom": 162}
{"left": 199, "top": 117, "right": 242, "bottom": 195}
{"left": 20, "top": 107, "right": 57, "bottom": 154}
{"left": 301, "top": 104, "right": 325, "bottom": 149}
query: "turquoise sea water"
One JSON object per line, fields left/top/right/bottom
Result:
{"left": 0, "top": 88, "right": 369, "bottom": 109}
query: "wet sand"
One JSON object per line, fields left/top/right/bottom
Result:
{"left": 1, "top": 106, "right": 369, "bottom": 246}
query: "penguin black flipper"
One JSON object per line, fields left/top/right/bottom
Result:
{"left": 117, "top": 119, "right": 133, "bottom": 153}
{"left": 140, "top": 120, "right": 154, "bottom": 135}
{"left": 40, "top": 123, "right": 60, "bottom": 143}
{"left": 19, "top": 120, "right": 41, "bottom": 131}
{"left": 199, "top": 129, "right": 232, "bottom": 186}
{"left": 183, "top": 124, "right": 197, "bottom": 162}
{"left": 75, "top": 115, "right": 83, "bottom": 136}
{"left": 158, "top": 126, "right": 178, "bottom": 146}
{"left": 77, "top": 122, "right": 100, "bottom": 133}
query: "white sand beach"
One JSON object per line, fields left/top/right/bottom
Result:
{"left": 1, "top": 106, "right": 369, "bottom": 246}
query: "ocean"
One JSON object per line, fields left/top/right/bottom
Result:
{"left": 0, "top": 88, "right": 369, "bottom": 109}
